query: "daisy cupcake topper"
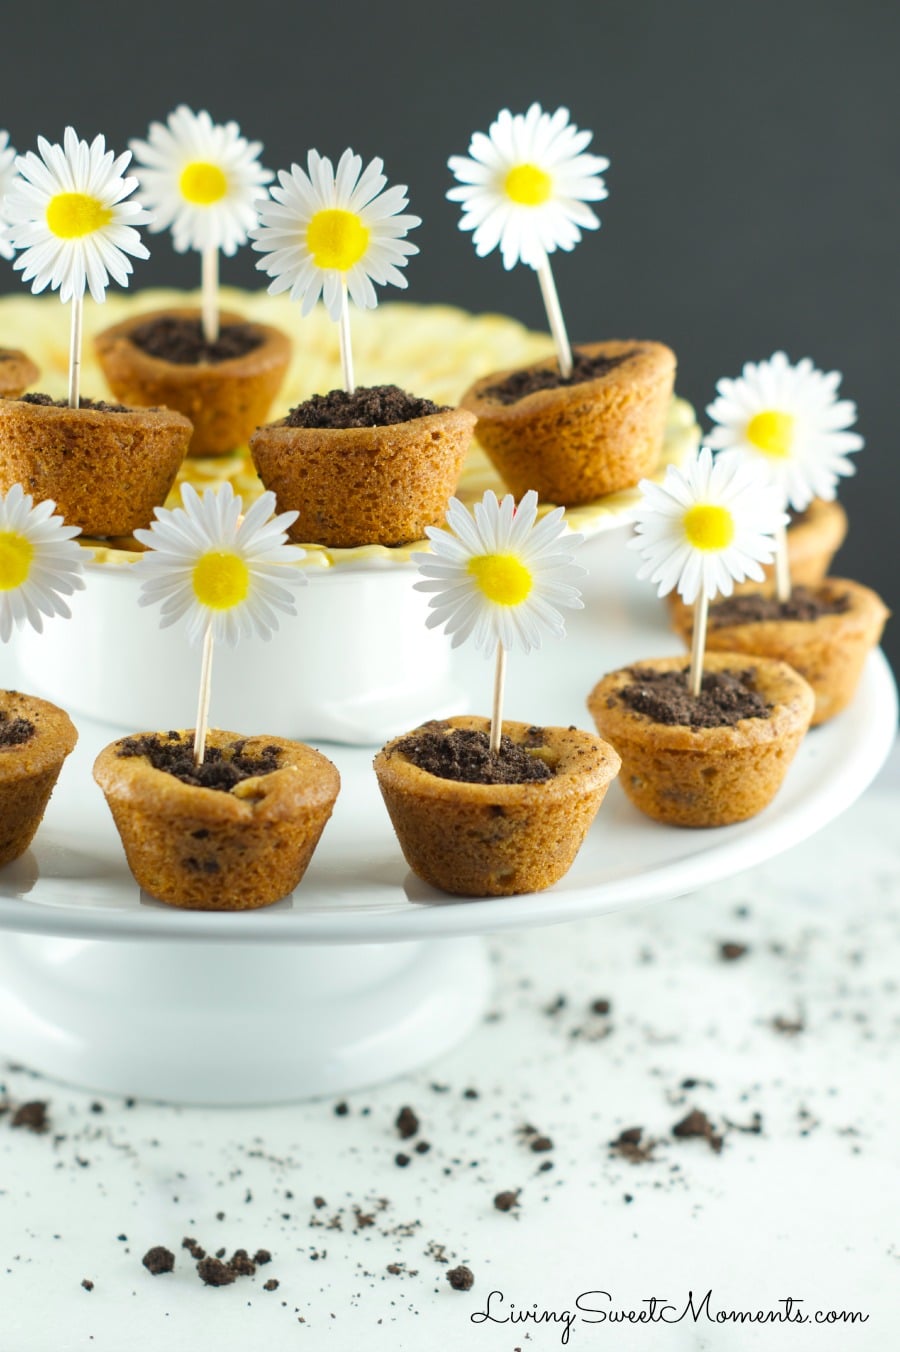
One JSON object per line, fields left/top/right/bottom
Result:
{"left": 448, "top": 104, "right": 608, "bottom": 379}
{"left": 0, "top": 130, "right": 19, "bottom": 262}
{"left": 706, "top": 351, "right": 863, "bottom": 602}
{"left": 630, "top": 447, "right": 788, "bottom": 695}
{"left": 414, "top": 489, "right": 585, "bottom": 753}
{"left": 251, "top": 148, "right": 421, "bottom": 394}
{"left": 130, "top": 107, "right": 273, "bottom": 344}
{"left": 0, "top": 484, "right": 85, "bottom": 643}
{"left": 134, "top": 483, "right": 306, "bottom": 765}
{"left": 4, "top": 128, "right": 151, "bottom": 409}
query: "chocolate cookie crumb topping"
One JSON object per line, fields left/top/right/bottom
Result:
{"left": 285, "top": 383, "right": 450, "bottom": 429}
{"left": 446, "top": 1264, "right": 474, "bottom": 1291}
{"left": 0, "top": 712, "right": 35, "bottom": 747}
{"left": 20, "top": 392, "right": 131, "bottom": 413}
{"left": 394, "top": 725, "right": 553, "bottom": 785}
{"left": 708, "top": 586, "right": 852, "bottom": 627}
{"left": 483, "top": 347, "right": 641, "bottom": 404}
{"left": 116, "top": 733, "right": 280, "bottom": 791}
{"left": 129, "top": 316, "right": 264, "bottom": 365}
{"left": 620, "top": 667, "right": 770, "bottom": 728}
{"left": 142, "top": 1245, "right": 175, "bottom": 1275}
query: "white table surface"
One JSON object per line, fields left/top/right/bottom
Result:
{"left": 1, "top": 742, "right": 897, "bottom": 1352}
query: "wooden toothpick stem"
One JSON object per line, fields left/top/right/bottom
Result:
{"left": 535, "top": 253, "right": 573, "bottom": 378}
{"left": 339, "top": 281, "right": 355, "bottom": 394}
{"left": 490, "top": 643, "right": 507, "bottom": 754}
{"left": 67, "top": 293, "right": 83, "bottom": 409}
{"left": 201, "top": 246, "right": 220, "bottom": 343}
{"left": 689, "top": 592, "right": 709, "bottom": 698}
{"left": 774, "top": 520, "right": 791, "bottom": 603}
{"left": 193, "top": 623, "right": 215, "bottom": 765}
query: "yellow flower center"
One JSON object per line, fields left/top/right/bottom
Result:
{"left": 0, "top": 531, "right": 34, "bottom": 590}
{"left": 504, "top": 163, "right": 553, "bottom": 206}
{"left": 746, "top": 410, "right": 795, "bottom": 459}
{"left": 179, "top": 161, "right": 229, "bottom": 206}
{"left": 305, "top": 209, "right": 370, "bottom": 271}
{"left": 467, "top": 553, "right": 533, "bottom": 606}
{"left": 192, "top": 551, "right": 250, "bottom": 609}
{"left": 683, "top": 504, "right": 735, "bottom": 552}
{"left": 45, "top": 192, "right": 113, "bottom": 239}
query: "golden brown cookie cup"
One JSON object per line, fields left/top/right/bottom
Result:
{"left": 587, "top": 654, "right": 814, "bottom": 828}
{"left": 93, "top": 730, "right": 340, "bottom": 911}
{"left": 0, "top": 349, "right": 40, "bottom": 399}
{"left": 373, "top": 716, "right": 621, "bottom": 897}
{"left": 94, "top": 307, "right": 292, "bottom": 458}
{"left": 250, "top": 406, "right": 476, "bottom": 548}
{"left": 460, "top": 340, "right": 676, "bottom": 506}
{"left": 0, "top": 692, "right": 77, "bottom": 866}
{"left": 671, "top": 579, "right": 889, "bottom": 727}
{"left": 0, "top": 398, "right": 192, "bottom": 536}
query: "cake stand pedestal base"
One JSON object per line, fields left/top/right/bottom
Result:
{"left": 0, "top": 933, "right": 491, "bottom": 1105}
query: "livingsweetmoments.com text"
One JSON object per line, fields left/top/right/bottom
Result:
{"left": 469, "top": 1289, "right": 869, "bottom": 1344}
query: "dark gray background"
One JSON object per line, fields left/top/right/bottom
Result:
{"left": 1, "top": 0, "right": 897, "bottom": 670}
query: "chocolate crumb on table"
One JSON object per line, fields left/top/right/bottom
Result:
{"left": 81, "top": 1279, "right": 94, "bottom": 1291}
{"left": 590, "top": 997, "right": 612, "bottom": 1015}
{"left": 141, "top": 1246, "right": 175, "bottom": 1275}
{"left": 395, "top": 1152, "right": 411, "bottom": 1168}
{"left": 10, "top": 1101, "right": 49, "bottom": 1133}
{"left": 672, "top": 1108, "right": 724, "bottom": 1154}
{"left": 446, "top": 1265, "right": 474, "bottom": 1291}
{"left": 284, "top": 384, "right": 449, "bottom": 429}
{"left": 262, "top": 1278, "right": 279, "bottom": 1291}
{"left": 609, "top": 1126, "right": 656, "bottom": 1164}
{"left": 529, "top": 1135, "right": 553, "bottom": 1153}
{"left": 253, "top": 1248, "right": 272, "bottom": 1265}
{"left": 493, "top": 1189, "right": 520, "bottom": 1212}
{"left": 197, "top": 1255, "right": 236, "bottom": 1286}
{"left": 719, "top": 942, "right": 749, "bottom": 961}
{"left": 395, "top": 1105, "right": 419, "bottom": 1139}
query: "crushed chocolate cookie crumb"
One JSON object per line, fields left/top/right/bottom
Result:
{"left": 620, "top": 666, "right": 770, "bottom": 728}
{"left": 263, "top": 1278, "right": 279, "bottom": 1291}
{"left": 284, "top": 384, "right": 449, "bottom": 429}
{"left": 334, "top": 1101, "right": 349, "bottom": 1117}
{"left": 590, "top": 998, "right": 612, "bottom": 1015}
{"left": 773, "top": 1014, "right": 806, "bottom": 1035}
{"left": 609, "top": 1126, "right": 656, "bottom": 1163}
{"left": 446, "top": 1264, "right": 474, "bottom": 1291}
{"left": 672, "top": 1109, "right": 723, "bottom": 1153}
{"left": 81, "top": 1279, "right": 94, "bottom": 1291}
{"left": 530, "top": 1135, "right": 553, "bottom": 1153}
{"left": 197, "top": 1256, "right": 236, "bottom": 1286}
{"left": 719, "top": 942, "right": 748, "bottom": 962}
{"left": 484, "top": 348, "right": 640, "bottom": 404}
{"left": 20, "top": 392, "right": 131, "bottom": 412}
{"left": 463, "top": 1088, "right": 480, "bottom": 1100}
{"left": 129, "top": 316, "right": 264, "bottom": 365}
{"left": 493, "top": 1189, "right": 520, "bottom": 1212}
{"left": 708, "top": 586, "right": 852, "bottom": 628}
{"left": 414, "top": 1140, "right": 431, "bottom": 1154}
{"left": 182, "top": 1237, "right": 205, "bottom": 1260}
{"left": 227, "top": 1248, "right": 256, "bottom": 1277}
{"left": 395, "top": 1152, "right": 411, "bottom": 1168}
{"left": 0, "top": 712, "right": 35, "bottom": 747}
{"left": 394, "top": 725, "right": 552, "bottom": 785}
{"left": 116, "top": 732, "right": 280, "bottom": 791}
{"left": 10, "top": 1101, "right": 48, "bottom": 1133}
{"left": 142, "top": 1246, "right": 175, "bottom": 1275}
{"left": 395, "top": 1105, "right": 419, "bottom": 1139}
{"left": 253, "top": 1248, "right": 272, "bottom": 1265}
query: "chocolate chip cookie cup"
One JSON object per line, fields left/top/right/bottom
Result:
{"left": 460, "top": 340, "right": 676, "bottom": 506}
{"left": 374, "top": 716, "right": 621, "bottom": 897}
{"left": 671, "top": 578, "right": 889, "bottom": 727}
{"left": 94, "top": 308, "right": 292, "bottom": 458}
{"left": 587, "top": 654, "right": 814, "bottom": 828}
{"left": 0, "top": 349, "right": 40, "bottom": 399}
{"left": 0, "top": 395, "right": 192, "bottom": 536}
{"left": 0, "top": 691, "right": 77, "bottom": 866}
{"left": 94, "top": 730, "right": 340, "bottom": 911}
{"left": 250, "top": 386, "right": 476, "bottom": 547}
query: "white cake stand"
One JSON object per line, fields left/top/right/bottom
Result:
{"left": 0, "top": 533, "right": 894, "bottom": 1104}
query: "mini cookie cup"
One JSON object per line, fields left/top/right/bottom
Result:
{"left": 0, "top": 349, "right": 40, "bottom": 399}
{"left": 671, "top": 578, "right": 889, "bottom": 726}
{"left": 94, "top": 307, "right": 292, "bottom": 458}
{"left": 587, "top": 653, "right": 815, "bottom": 828}
{"left": 0, "top": 691, "right": 77, "bottom": 866}
{"left": 373, "top": 715, "right": 621, "bottom": 897}
{"left": 460, "top": 340, "right": 676, "bottom": 506}
{"left": 94, "top": 730, "right": 340, "bottom": 911}
{"left": 250, "top": 406, "right": 476, "bottom": 548}
{"left": 0, "top": 398, "right": 192, "bottom": 536}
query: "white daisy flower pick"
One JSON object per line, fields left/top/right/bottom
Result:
{"left": 134, "top": 483, "right": 305, "bottom": 764}
{"left": 4, "top": 127, "right": 151, "bottom": 408}
{"left": 414, "top": 489, "right": 584, "bottom": 753}
{"left": 630, "top": 447, "right": 787, "bottom": 695}
{"left": 130, "top": 106, "right": 273, "bottom": 343}
{"left": 448, "top": 104, "right": 608, "bottom": 378}
{"left": 0, "top": 130, "right": 19, "bottom": 262}
{"left": 0, "top": 483, "right": 85, "bottom": 643}
{"left": 706, "top": 351, "right": 863, "bottom": 600}
{"left": 251, "top": 148, "right": 420, "bottom": 394}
